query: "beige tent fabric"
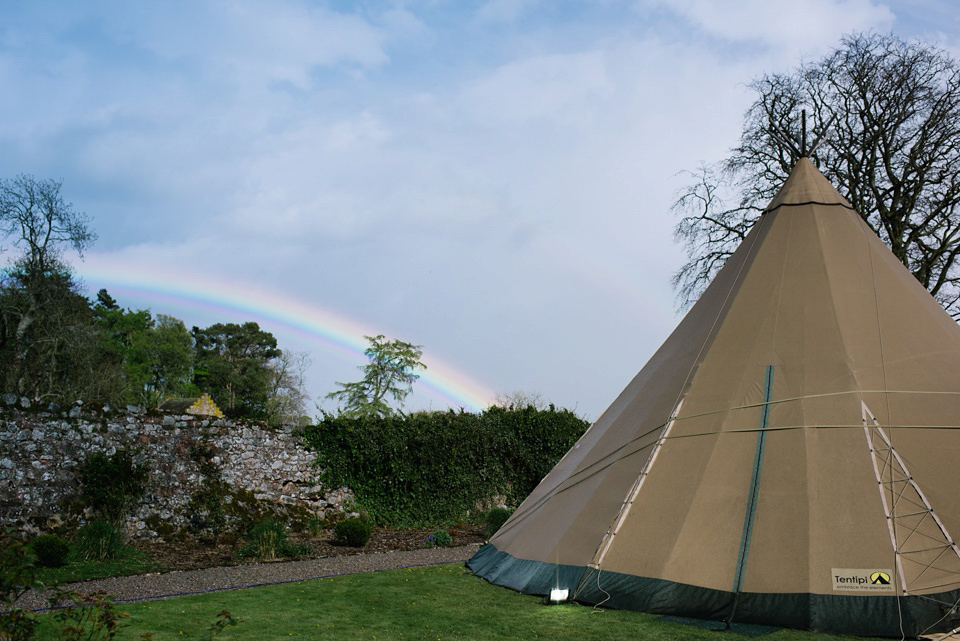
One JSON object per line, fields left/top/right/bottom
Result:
{"left": 490, "top": 158, "right": 960, "bottom": 599}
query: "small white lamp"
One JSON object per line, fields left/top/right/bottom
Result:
{"left": 548, "top": 588, "right": 569, "bottom": 603}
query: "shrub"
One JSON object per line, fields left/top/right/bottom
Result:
{"left": 77, "top": 449, "right": 149, "bottom": 522}
{"left": 73, "top": 520, "right": 125, "bottom": 562}
{"left": 304, "top": 406, "right": 588, "bottom": 527}
{"left": 47, "top": 589, "right": 129, "bottom": 640}
{"left": 333, "top": 519, "right": 373, "bottom": 548}
{"left": 427, "top": 530, "right": 452, "bottom": 547}
{"left": 186, "top": 443, "right": 229, "bottom": 541}
{"left": 306, "top": 517, "right": 327, "bottom": 537}
{"left": 0, "top": 609, "right": 37, "bottom": 641}
{"left": 205, "top": 610, "right": 241, "bottom": 639}
{"left": 0, "top": 531, "right": 41, "bottom": 641}
{"left": 28, "top": 534, "right": 70, "bottom": 568}
{"left": 186, "top": 480, "right": 230, "bottom": 541}
{"left": 237, "top": 519, "right": 309, "bottom": 560}
{"left": 484, "top": 507, "right": 514, "bottom": 538}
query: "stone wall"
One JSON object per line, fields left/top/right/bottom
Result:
{"left": 0, "top": 399, "right": 353, "bottom": 539}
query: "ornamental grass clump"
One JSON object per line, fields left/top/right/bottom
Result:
{"left": 73, "top": 520, "right": 124, "bottom": 562}
{"left": 484, "top": 507, "right": 514, "bottom": 539}
{"left": 333, "top": 518, "right": 372, "bottom": 548}
{"left": 237, "top": 519, "right": 310, "bottom": 560}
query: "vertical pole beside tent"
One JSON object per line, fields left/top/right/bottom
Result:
{"left": 728, "top": 365, "right": 775, "bottom": 626}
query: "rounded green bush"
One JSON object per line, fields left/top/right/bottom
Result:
{"left": 73, "top": 520, "right": 124, "bottom": 561}
{"left": 484, "top": 507, "right": 514, "bottom": 538}
{"left": 28, "top": 534, "right": 70, "bottom": 568}
{"left": 429, "top": 530, "right": 452, "bottom": 547}
{"left": 334, "top": 518, "right": 372, "bottom": 547}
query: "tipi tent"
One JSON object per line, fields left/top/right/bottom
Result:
{"left": 469, "top": 158, "right": 960, "bottom": 637}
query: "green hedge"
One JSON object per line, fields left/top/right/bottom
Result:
{"left": 303, "top": 406, "right": 589, "bottom": 527}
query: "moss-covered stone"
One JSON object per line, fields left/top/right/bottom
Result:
{"left": 1, "top": 406, "right": 336, "bottom": 540}
{"left": 144, "top": 513, "right": 177, "bottom": 538}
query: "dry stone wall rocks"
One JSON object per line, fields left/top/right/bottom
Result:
{"left": 0, "top": 401, "right": 353, "bottom": 539}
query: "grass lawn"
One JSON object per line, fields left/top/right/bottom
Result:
{"left": 34, "top": 546, "right": 163, "bottom": 585}
{"left": 31, "top": 564, "right": 882, "bottom": 641}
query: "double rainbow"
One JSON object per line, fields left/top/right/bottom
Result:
{"left": 76, "top": 255, "right": 495, "bottom": 413}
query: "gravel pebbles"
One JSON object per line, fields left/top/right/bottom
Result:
{"left": 16, "top": 543, "right": 482, "bottom": 611}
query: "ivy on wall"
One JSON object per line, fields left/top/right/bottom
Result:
{"left": 303, "top": 406, "right": 589, "bottom": 527}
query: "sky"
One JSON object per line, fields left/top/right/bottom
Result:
{"left": 1, "top": 0, "right": 958, "bottom": 420}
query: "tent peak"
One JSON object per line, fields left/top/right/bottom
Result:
{"left": 764, "top": 157, "right": 853, "bottom": 213}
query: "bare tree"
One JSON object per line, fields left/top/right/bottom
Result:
{"left": 265, "top": 349, "right": 312, "bottom": 428}
{"left": 0, "top": 175, "right": 98, "bottom": 396}
{"left": 673, "top": 33, "right": 960, "bottom": 316}
{"left": 493, "top": 390, "right": 550, "bottom": 410}
{"left": 0, "top": 175, "right": 96, "bottom": 273}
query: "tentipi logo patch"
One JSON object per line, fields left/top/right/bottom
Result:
{"left": 832, "top": 568, "right": 895, "bottom": 592}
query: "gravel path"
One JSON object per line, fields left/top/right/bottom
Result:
{"left": 16, "top": 543, "right": 482, "bottom": 611}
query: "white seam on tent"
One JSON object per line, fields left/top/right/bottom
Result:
{"left": 588, "top": 398, "right": 686, "bottom": 572}
{"left": 576, "top": 213, "right": 771, "bottom": 597}
{"left": 864, "top": 401, "right": 909, "bottom": 594}
{"left": 863, "top": 402, "right": 960, "bottom": 597}
{"left": 504, "top": 417, "right": 960, "bottom": 520}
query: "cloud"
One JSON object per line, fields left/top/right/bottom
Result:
{"left": 0, "top": 1, "right": 397, "bottom": 240}
{"left": 128, "top": 1, "right": 390, "bottom": 87}
{"left": 476, "top": 0, "right": 543, "bottom": 24}
{"left": 379, "top": 8, "right": 431, "bottom": 40}
{"left": 4, "top": 0, "right": 952, "bottom": 419}
{"left": 641, "top": 0, "right": 895, "bottom": 51}
{"left": 458, "top": 50, "right": 613, "bottom": 125}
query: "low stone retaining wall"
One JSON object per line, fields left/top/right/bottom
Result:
{"left": 0, "top": 399, "right": 353, "bottom": 539}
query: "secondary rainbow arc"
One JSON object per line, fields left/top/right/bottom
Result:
{"left": 76, "top": 257, "right": 495, "bottom": 412}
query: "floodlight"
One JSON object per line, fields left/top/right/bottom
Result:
{"left": 548, "top": 588, "right": 569, "bottom": 603}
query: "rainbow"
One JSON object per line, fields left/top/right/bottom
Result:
{"left": 76, "top": 253, "right": 496, "bottom": 413}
